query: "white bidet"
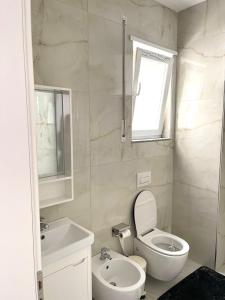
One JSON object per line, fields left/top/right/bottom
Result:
{"left": 92, "top": 250, "right": 146, "bottom": 300}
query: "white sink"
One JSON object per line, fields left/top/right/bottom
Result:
{"left": 41, "top": 218, "right": 94, "bottom": 266}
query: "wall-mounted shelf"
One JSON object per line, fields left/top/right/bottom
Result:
{"left": 39, "top": 177, "right": 73, "bottom": 209}
{"left": 35, "top": 85, "right": 73, "bottom": 209}
{"left": 40, "top": 196, "right": 72, "bottom": 209}
{"left": 39, "top": 176, "right": 72, "bottom": 185}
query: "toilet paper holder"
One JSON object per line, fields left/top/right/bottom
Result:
{"left": 112, "top": 223, "right": 130, "bottom": 237}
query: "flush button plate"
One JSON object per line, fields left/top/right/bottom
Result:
{"left": 137, "top": 171, "right": 151, "bottom": 188}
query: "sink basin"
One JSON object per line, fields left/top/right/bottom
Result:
{"left": 41, "top": 218, "right": 94, "bottom": 266}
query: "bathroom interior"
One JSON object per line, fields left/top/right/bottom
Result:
{"left": 29, "top": 0, "right": 225, "bottom": 299}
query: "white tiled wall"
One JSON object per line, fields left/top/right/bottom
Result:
{"left": 173, "top": 0, "right": 225, "bottom": 268}
{"left": 32, "top": 0, "right": 177, "bottom": 255}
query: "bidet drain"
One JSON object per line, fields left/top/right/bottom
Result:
{"left": 110, "top": 282, "right": 117, "bottom": 286}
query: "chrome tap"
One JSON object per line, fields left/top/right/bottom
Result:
{"left": 40, "top": 216, "right": 49, "bottom": 232}
{"left": 100, "top": 247, "right": 112, "bottom": 261}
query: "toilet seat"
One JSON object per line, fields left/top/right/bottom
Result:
{"left": 134, "top": 191, "right": 189, "bottom": 257}
{"left": 134, "top": 191, "right": 157, "bottom": 237}
{"left": 139, "top": 229, "right": 189, "bottom": 257}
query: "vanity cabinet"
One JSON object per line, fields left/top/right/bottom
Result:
{"left": 44, "top": 259, "right": 88, "bottom": 300}
{"left": 43, "top": 248, "right": 92, "bottom": 300}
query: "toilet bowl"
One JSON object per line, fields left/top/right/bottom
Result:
{"left": 133, "top": 191, "right": 189, "bottom": 282}
{"left": 92, "top": 250, "right": 146, "bottom": 300}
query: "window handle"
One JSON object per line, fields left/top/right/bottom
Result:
{"left": 136, "top": 83, "right": 141, "bottom": 96}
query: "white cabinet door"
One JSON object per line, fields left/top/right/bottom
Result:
{"left": 44, "top": 258, "right": 89, "bottom": 300}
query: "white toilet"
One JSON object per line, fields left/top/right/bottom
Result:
{"left": 133, "top": 191, "right": 189, "bottom": 282}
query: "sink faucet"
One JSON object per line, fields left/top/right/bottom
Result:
{"left": 40, "top": 216, "right": 49, "bottom": 232}
{"left": 100, "top": 247, "right": 112, "bottom": 261}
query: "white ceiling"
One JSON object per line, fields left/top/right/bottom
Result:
{"left": 155, "top": 0, "right": 206, "bottom": 12}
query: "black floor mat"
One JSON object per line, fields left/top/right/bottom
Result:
{"left": 158, "top": 266, "right": 225, "bottom": 300}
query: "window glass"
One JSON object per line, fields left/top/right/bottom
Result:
{"left": 132, "top": 47, "right": 174, "bottom": 141}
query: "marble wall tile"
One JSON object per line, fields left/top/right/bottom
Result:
{"left": 218, "top": 187, "right": 225, "bottom": 236}
{"left": 178, "top": 2, "right": 207, "bottom": 48}
{"left": 137, "top": 156, "right": 173, "bottom": 187}
{"left": 32, "top": 0, "right": 88, "bottom": 12}
{"left": 55, "top": 168, "right": 91, "bottom": 228}
{"left": 217, "top": 130, "right": 225, "bottom": 269}
{"left": 177, "top": 51, "right": 225, "bottom": 103}
{"left": 136, "top": 140, "right": 174, "bottom": 160}
{"left": 178, "top": 0, "right": 225, "bottom": 49}
{"left": 173, "top": 183, "right": 191, "bottom": 237}
{"left": 32, "top": 0, "right": 177, "bottom": 258}
{"left": 175, "top": 0, "right": 225, "bottom": 269}
{"left": 216, "top": 233, "right": 225, "bottom": 270}
{"left": 90, "top": 160, "right": 137, "bottom": 254}
{"left": 91, "top": 160, "right": 136, "bottom": 231}
{"left": 176, "top": 99, "right": 223, "bottom": 130}
{"left": 55, "top": 0, "right": 88, "bottom": 11}
{"left": 72, "top": 92, "right": 90, "bottom": 171}
{"left": 41, "top": 0, "right": 88, "bottom": 45}
{"left": 40, "top": 204, "right": 62, "bottom": 222}
{"left": 88, "top": 0, "right": 177, "bottom": 50}
{"left": 32, "top": 0, "right": 89, "bottom": 91}
{"left": 173, "top": 182, "right": 217, "bottom": 267}
{"left": 88, "top": 0, "right": 155, "bottom": 26}
{"left": 88, "top": 14, "right": 123, "bottom": 95}
{"left": 175, "top": 122, "right": 222, "bottom": 193}
{"left": 34, "top": 42, "right": 88, "bottom": 90}
{"left": 31, "top": 0, "right": 45, "bottom": 45}
{"left": 204, "top": 0, "right": 225, "bottom": 36}
{"left": 151, "top": 184, "right": 173, "bottom": 232}
{"left": 90, "top": 93, "right": 122, "bottom": 165}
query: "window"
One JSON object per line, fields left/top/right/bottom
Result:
{"left": 132, "top": 37, "right": 176, "bottom": 141}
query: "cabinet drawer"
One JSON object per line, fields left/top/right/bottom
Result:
{"left": 44, "top": 258, "right": 89, "bottom": 300}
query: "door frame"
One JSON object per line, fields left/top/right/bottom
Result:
{"left": 22, "top": 0, "right": 42, "bottom": 273}
{"left": 1, "top": 0, "right": 42, "bottom": 299}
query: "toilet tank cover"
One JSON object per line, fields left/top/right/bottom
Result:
{"left": 134, "top": 191, "right": 157, "bottom": 236}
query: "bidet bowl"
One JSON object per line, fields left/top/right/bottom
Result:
{"left": 92, "top": 250, "right": 146, "bottom": 300}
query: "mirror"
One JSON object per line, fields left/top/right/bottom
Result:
{"left": 35, "top": 86, "right": 73, "bottom": 208}
{"left": 35, "top": 86, "right": 71, "bottom": 179}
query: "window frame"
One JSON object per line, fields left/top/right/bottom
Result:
{"left": 132, "top": 47, "right": 174, "bottom": 141}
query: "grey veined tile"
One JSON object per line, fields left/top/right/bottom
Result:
{"left": 90, "top": 93, "right": 123, "bottom": 165}
{"left": 32, "top": 0, "right": 89, "bottom": 91}
{"left": 35, "top": 0, "right": 88, "bottom": 45}
{"left": 89, "top": 14, "right": 124, "bottom": 95}
{"left": 34, "top": 42, "right": 89, "bottom": 91}
{"left": 88, "top": 0, "right": 177, "bottom": 50}
{"left": 90, "top": 160, "right": 137, "bottom": 232}
{"left": 72, "top": 92, "right": 90, "bottom": 171}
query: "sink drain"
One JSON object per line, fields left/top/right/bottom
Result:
{"left": 110, "top": 282, "right": 117, "bottom": 287}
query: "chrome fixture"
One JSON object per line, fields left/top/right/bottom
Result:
{"left": 100, "top": 247, "right": 112, "bottom": 261}
{"left": 112, "top": 223, "right": 130, "bottom": 237}
{"left": 40, "top": 216, "right": 49, "bottom": 232}
{"left": 121, "top": 16, "right": 127, "bottom": 143}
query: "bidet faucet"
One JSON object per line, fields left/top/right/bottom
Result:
{"left": 40, "top": 216, "right": 49, "bottom": 232}
{"left": 100, "top": 247, "right": 112, "bottom": 261}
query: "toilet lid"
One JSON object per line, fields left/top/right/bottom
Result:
{"left": 134, "top": 191, "right": 157, "bottom": 236}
